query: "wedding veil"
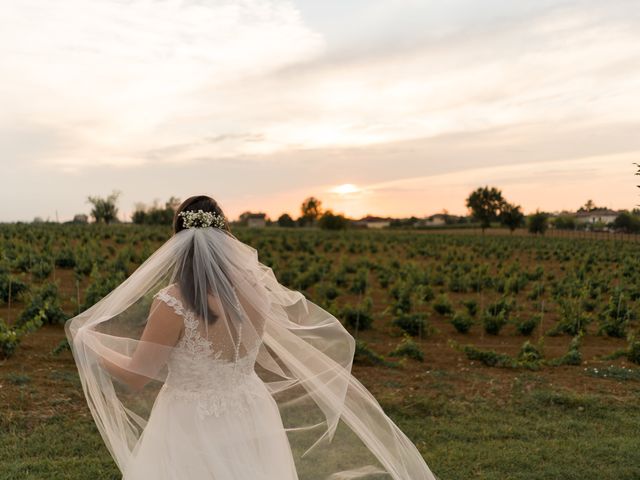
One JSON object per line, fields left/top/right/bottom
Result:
{"left": 65, "top": 224, "right": 438, "bottom": 480}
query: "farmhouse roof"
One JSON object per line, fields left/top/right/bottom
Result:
{"left": 357, "top": 215, "right": 393, "bottom": 222}
{"left": 575, "top": 209, "right": 619, "bottom": 217}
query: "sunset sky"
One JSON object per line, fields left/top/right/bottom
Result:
{"left": 1, "top": 0, "right": 639, "bottom": 222}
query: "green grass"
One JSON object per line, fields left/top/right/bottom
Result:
{"left": 1, "top": 386, "right": 639, "bottom": 479}
{"left": 385, "top": 389, "right": 640, "bottom": 480}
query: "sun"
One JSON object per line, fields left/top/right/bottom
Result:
{"left": 330, "top": 183, "right": 361, "bottom": 195}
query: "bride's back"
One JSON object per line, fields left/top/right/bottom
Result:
{"left": 154, "top": 284, "right": 264, "bottom": 418}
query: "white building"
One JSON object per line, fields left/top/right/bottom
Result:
{"left": 424, "top": 214, "right": 447, "bottom": 226}
{"left": 354, "top": 216, "right": 392, "bottom": 229}
{"left": 574, "top": 209, "right": 619, "bottom": 226}
{"left": 246, "top": 213, "right": 267, "bottom": 228}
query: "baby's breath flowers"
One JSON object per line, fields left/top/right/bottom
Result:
{"left": 178, "top": 210, "right": 226, "bottom": 229}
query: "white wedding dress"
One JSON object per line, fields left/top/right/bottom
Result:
{"left": 123, "top": 285, "right": 299, "bottom": 480}
{"left": 67, "top": 225, "right": 439, "bottom": 480}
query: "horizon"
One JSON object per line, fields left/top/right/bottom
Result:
{"left": 1, "top": 0, "right": 639, "bottom": 222}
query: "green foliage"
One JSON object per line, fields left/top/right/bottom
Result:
{"left": 500, "top": 203, "right": 525, "bottom": 232}
{"left": 612, "top": 211, "right": 640, "bottom": 233}
{"left": 549, "top": 297, "right": 591, "bottom": 336}
{"left": 390, "top": 281, "right": 413, "bottom": 314}
{"left": 628, "top": 340, "right": 640, "bottom": 365}
{"left": 462, "top": 298, "right": 478, "bottom": 317}
{"left": 393, "top": 313, "right": 427, "bottom": 337}
{"left": 0, "top": 305, "right": 46, "bottom": 359}
{"left": 462, "top": 344, "right": 514, "bottom": 367}
{"left": 87, "top": 190, "right": 120, "bottom": 224}
{"left": 54, "top": 246, "right": 76, "bottom": 268}
{"left": 389, "top": 335, "right": 424, "bottom": 362}
{"left": 354, "top": 340, "right": 397, "bottom": 367}
{"left": 482, "top": 297, "right": 513, "bottom": 335}
{"left": 517, "top": 340, "right": 544, "bottom": 368}
{"left": 433, "top": 294, "right": 453, "bottom": 316}
{"left": 131, "top": 197, "right": 180, "bottom": 225}
{"left": 81, "top": 264, "right": 126, "bottom": 311}
{"left": 528, "top": 211, "right": 549, "bottom": 235}
{"left": 341, "top": 297, "right": 374, "bottom": 332}
{"left": 318, "top": 210, "right": 349, "bottom": 230}
{"left": 554, "top": 215, "right": 576, "bottom": 231}
{"left": 451, "top": 311, "right": 473, "bottom": 333}
{"left": 515, "top": 314, "right": 540, "bottom": 336}
{"left": 549, "top": 336, "right": 582, "bottom": 366}
{"left": 598, "top": 290, "right": 635, "bottom": 338}
{"left": 466, "top": 186, "right": 505, "bottom": 231}
{"left": 0, "top": 274, "right": 29, "bottom": 303}
{"left": 52, "top": 339, "right": 71, "bottom": 356}
{"left": 18, "top": 283, "right": 67, "bottom": 326}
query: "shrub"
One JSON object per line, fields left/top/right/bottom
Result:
{"left": 316, "top": 282, "right": 339, "bottom": 302}
{"left": 341, "top": 297, "right": 374, "bottom": 332}
{"left": 515, "top": 314, "right": 540, "bottom": 336}
{"left": 549, "top": 297, "right": 590, "bottom": 336}
{"left": 462, "top": 299, "right": 478, "bottom": 317}
{"left": 349, "top": 269, "right": 369, "bottom": 294}
{"left": 517, "top": 340, "right": 544, "bottom": 367}
{"left": 482, "top": 310, "right": 507, "bottom": 335}
{"left": 0, "top": 306, "right": 46, "bottom": 359}
{"left": 0, "top": 274, "right": 29, "bottom": 303}
{"left": 389, "top": 335, "right": 424, "bottom": 362}
{"left": 418, "top": 285, "right": 435, "bottom": 302}
{"left": 390, "top": 282, "right": 413, "bottom": 314}
{"left": 451, "top": 311, "right": 473, "bottom": 334}
{"left": 55, "top": 247, "right": 76, "bottom": 268}
{"left": 628, "top": 340, "right": 640, "bottom": 365}
{"left": 393, "top": 313, "right": 427, "bottom": 337}
{"left": 462, "top": 345, "right": 513, "bottom": 368}
{"left": 598, "top": 291, "right": 635, "bottom": 338}
{"left": 354, "top": 340, "right": 396, "bottom": 367}
{"left": 18, "top": 282, "right": 67, "bottom": 326}
{"left": 433, "top": 294, "right": 453, "bottom": 316}
{"left": 549, "top": 336, "right": 582, "bottom": 366}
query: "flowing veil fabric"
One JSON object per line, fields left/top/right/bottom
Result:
{"left": 65, "top": 226, "right": 438, "bottom": 480}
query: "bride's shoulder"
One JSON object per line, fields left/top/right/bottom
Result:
{"left": 153, "top": 284, "right": 187, "bottom": 314}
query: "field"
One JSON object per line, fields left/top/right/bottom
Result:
{"left": 1, "top": 224, "right": 640, "bottom": 479}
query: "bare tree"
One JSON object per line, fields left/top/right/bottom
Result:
{"left": 87, "top": 190, "right": 121, "bottom": 224}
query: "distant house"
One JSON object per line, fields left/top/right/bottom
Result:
{"left": 424, "top": 214, "right": 447, "bottom": 226}
{"left": 354, "top": 215, "right": 393, "bottom": 229}
{"left": 574, "top": 209, "right": 619, "bottom": 226}
{"left": 72, "top": 214, "right": 89, "bottom": 224}
{"left": 246, "top": 213, "right": 267, "bottom": 228}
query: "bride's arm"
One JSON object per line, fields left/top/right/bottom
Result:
{"left": 99, "top": 299, "right": 183, "bottom": 391}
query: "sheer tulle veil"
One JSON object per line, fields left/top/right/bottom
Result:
{"left": 65, "top": 213, "right": 438, "bottom": 479}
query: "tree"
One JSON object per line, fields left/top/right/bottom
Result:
{"left": 613, "top": 211, "right": 640, "bottom": 233}
{"left": 131, "top": 197, "right": 181, "bottom": 225}
{"left": 277, "top": 213, "right": 296, "bottom": 227}
{"left": 635, "top": 163, "right": 640, "bottom": 205}
{"left": 318, "top": 210, "right": 348, "bottom": 230}
{"left": 500, "top": 203, "right": 525, "bottom": 233}
{"left": 87, "top": 190, "right": 121, "bottom": 224}
{"left": 578, "top": 199, "right": 608, "bottom": 213}
{"left": 466, "top": 186, "right": 505, "bottom": 232}
{"left": 528, "top": 211, "right": 549, "bottom": 235}
{"left": 554, "top": 215, "right": 576, "bottom": 230}
{"left": 300, "top": 197, "right": 322, "bottom": 226}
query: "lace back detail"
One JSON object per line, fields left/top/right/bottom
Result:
{"left": 152, "top": 286, "right": 260, "bottom": 419}
{"left": 153, "top": 289, "right": 215, "bottom": 359}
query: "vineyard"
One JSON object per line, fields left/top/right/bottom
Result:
{"left": 1, "top": 224, "right": 639, "bottom": 479}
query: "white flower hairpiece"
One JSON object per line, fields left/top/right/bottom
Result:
{"left": 178, "top": 209, "right": 226, "bottom": 229}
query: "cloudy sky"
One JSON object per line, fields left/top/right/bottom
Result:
{"left": 1, "top": 0, "right": 639, "bottom": 222}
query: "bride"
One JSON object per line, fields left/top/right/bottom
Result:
{"left": 65, "top": 195, "right": 439, "bottom": 480}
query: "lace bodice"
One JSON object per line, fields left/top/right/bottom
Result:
{"left": 153, "top": 287, "right": 262, "bottom": 418}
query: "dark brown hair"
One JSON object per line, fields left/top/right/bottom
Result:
{"left": 172, "top": 196, "right": 232, "bottom": 324}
